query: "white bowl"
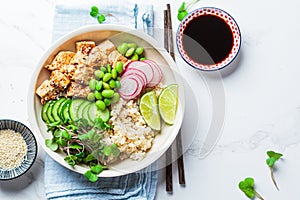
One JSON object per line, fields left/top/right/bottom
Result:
{"left": 28, "top": 24, "right": 185, "bottom": 177}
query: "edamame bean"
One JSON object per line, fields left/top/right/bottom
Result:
{"left": 89, "top": 79, "right": 97, "bottom": 90}
{"left": 109, "top": 79, "right": 116, "bottom": 88}
{"left": 127, "top": 43, "right": 136, "bottom": 49}
{"left": 95, "top": 100, "right": 106, "bottom": 110}
{"left": 115, "top": 61, "right": 123, "bottom": 74}
{"left": 87, "top": 93, "right": 95, "bottom": 101}
{"left": 131, "top": 53, "right": 139, "bottom": 61}
{"left": 102, "top": 90, "right": 114, "bottom": 98}
{"left": 106, "top": 64, "right": 112, "bottom": 73}
{"left": 104, "top": 98, "right": 111, "bottom": 106}
{"left": 135, "top": 47, "right": 144, "bottom": 55}
{"left": 125, "top": 47, "right": 135, "bottom": 57}
{"left": 100, "top": 66, "right": 107, "bottom": 73}
{"left": 94, "top": 70, "right": 104, "bottom": 79}
{"left": 111, "top": 93, "right": 120, "bottom": 104}
{"left": 115, "top": 80, "right": 121, "bottom": 89}
{"left": 117, "top": 43, "right": 129, "bottom": 55}
{"left": 139, "top": 57, "right": 146, "bottom": 61}
{"left": 94, "top": 90, "right": 102, "bottom": 100}
{"left": 95, "top": 81, "right": 103, "bottom": 91}
{"left": 103, "top": 82, "right": 111, "bottom": 90}
{"left": 103, "top": 73, "right": 112, "bottom": 82}
{"left": 111, "top": 68, "right": 117, "bottom": 79}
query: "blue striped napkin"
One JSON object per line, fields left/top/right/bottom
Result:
{"left": 44, "top": 1, "right": 157, "bottom": 200}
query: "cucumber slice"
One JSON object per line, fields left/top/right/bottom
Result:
{"left": 58, "top": 99, "right": 69, "bottom": 120}
{"left": 61, "top": 100, "right": 72, "bottom": 124}
{"left": 77, "top": 101, "right": 90, "bottom": 121}
{"left": 87, "top": 103, "right": 97, "bottom": 123}
{"left": 96, "top": 108, "right": 110, "bottom": 122}
{"left": 82, "top": 103, "right": 93, "bottom": 126}
{"left": 69, "top": 99, "right": 85, "bottom": 121}
{"left": 46, "top": 100, "right": 56, "bottom": 123}
{"left": 87, "top": 103, "right": 110, "bottom": 124}
{"left": 52, "top": 98, "right": 67, "bottom": 122}
{"left": 41, "top": 100, "right": 52, "bottom": 124}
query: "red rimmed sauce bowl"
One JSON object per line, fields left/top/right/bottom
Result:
{"left": 176, "top": 7, "right": 241, "bottom": 71}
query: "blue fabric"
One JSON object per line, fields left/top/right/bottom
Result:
{"left": 44, "top": 1, "right": 157, "bottom": 199}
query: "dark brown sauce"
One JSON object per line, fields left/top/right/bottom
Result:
{"left": 182, "top": 14, "right": 233, "bottom": 65}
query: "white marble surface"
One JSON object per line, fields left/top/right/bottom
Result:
{"left": 1, "top": 0, "right": 300, "bottom": 199}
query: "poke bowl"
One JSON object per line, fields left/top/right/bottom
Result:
{"left": 28, "top": 25, "right": 185, "bottom": 178}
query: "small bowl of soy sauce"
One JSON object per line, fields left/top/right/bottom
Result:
{"left": 176, "top": 7, "right": 241, "bottom": 71}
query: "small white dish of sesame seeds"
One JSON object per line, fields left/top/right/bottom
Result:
{"left": 0, "top": 119, "right": 37, "bottom": 180}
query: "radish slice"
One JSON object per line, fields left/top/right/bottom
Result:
{"left": 119, "top": 76, "right": 143, "bottom": 100}
{"left": 122, "top": 68, "right": 148, "bottom": 87}
{"left": 126, "top": 61, "right": 154, "bottom": 85}
{"left": 143, "top": 60, "right": 163, "bottom": 87}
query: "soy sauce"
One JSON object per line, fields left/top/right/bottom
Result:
{"left": 182, "top": 14, "right": 233, "bottom": 65}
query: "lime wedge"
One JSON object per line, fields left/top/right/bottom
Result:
{"left": 139, "top": 90, "right": 161, "bottom": 131}
{"left": 158, "top": 84, "right": 178, "bottom": 125}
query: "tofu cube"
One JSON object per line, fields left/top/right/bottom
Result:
{"left": 44, "top": 51, "right": 75, "bottom": 71}
{"left": 35, "top": 80, "right": 57, "bottom": 104}
{"left": 49, "top": 70, "right": 71, "bottom": 90}
{"left": 97, "top": 40, "right": 116, "bottom": 55}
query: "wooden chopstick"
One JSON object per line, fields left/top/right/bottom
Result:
{"left": 166, "top": 4, "right": 175, "bottom": 60}
{"left": 164, "top": 9, "right": 173, "bottom": 193}
{"left": 166, "top": 3, "right": 186, "bottom": 186}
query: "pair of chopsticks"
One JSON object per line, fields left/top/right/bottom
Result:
{"left": 164, "top": 4, "right": 186, "bottom": 193}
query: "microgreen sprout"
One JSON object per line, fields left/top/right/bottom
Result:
{"left": 238, "top": 177, "right": 264, "bottom": 200}
{"left": 266, "top": 150, "right": 283, "bottom": 191}
{"left": 90, "top": 6, "right": 107, "bottom": 24}
{"left": 44, "top": 116, "right": 120, "bottom": 182}
{"left": 177, "top": 0, "right": 201, "bottom": 21}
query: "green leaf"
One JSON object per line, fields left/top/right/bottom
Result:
{"left": 54, "top": 129, "right": 63, "bottom": 138}
{"left": 93, "top": 133, "right": 103, "bottom": 143}
{"left": 178, "top": 2, "right": 186, "bottom": 12}
{"left": 78, "top": 130, "right": 95, "bottom": 141}
{"left": 64, "top": 155, "right": 77, "bottom": 166}
{"left": 177, "top": 11, "right": 188, "bottom": 21}
{"left": 94, "top": 117, "right": 105, "bottom": 129}
{"left": 62, "top": 130, "right": 71, "bottom": 140}
{"left": 76, "top": 118, "right": 89, "bottom": 128}
{"left": 78, "top": 133, "right": 89, "bottom": 141}
{"left": 266, "top": 157, "right": 276, "bottom": 167}
{"left": 90, "top": 6, "right": 99, "bottom": 18}
{"left": 102, "top": 145, "right": 112, "bottom": 156}
{"left": 69, "top": 143, "right": 83, "bottom": 150}
{"left": 85, "top": 154, "right": 96, "bottom": 162}
{"left": 238, "top": 177, "right": 255, "bottom": 199}
{"left": 267, "top": 151, "right": 283, "bottom": 160}
{"left": 75, "top": 152, "right": 85, "bottom": 158}
{"left": 66, "top": 124, "right": 78, "bottom": 131}
{"left": 56, "top": 138, "right": 67, "bottom": 146}
{"left": 90, "top": 11, "right": 98, "bottom": 17}
{"left": 91, "top": 6, "right": 99, "bottom": 13}
{"left": 84, "top": 170, "right": 98, "bottom": 182}
{"left": 111, "top": 144, "right": 120, "bottom": 157}
{"left": 97, "top": 14, "right": 106, "bottom": 24}
{"left": 91, "top": 164, "right": 103, "bottom": 174}
{"left": 244, "top": 188, "right": 255, "bottom": 198}
{"left": 244, "top": 177, "right": 254, "bottom": 187}
{"left": 45, "top": 139, "right": 59, "bottom": 151}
